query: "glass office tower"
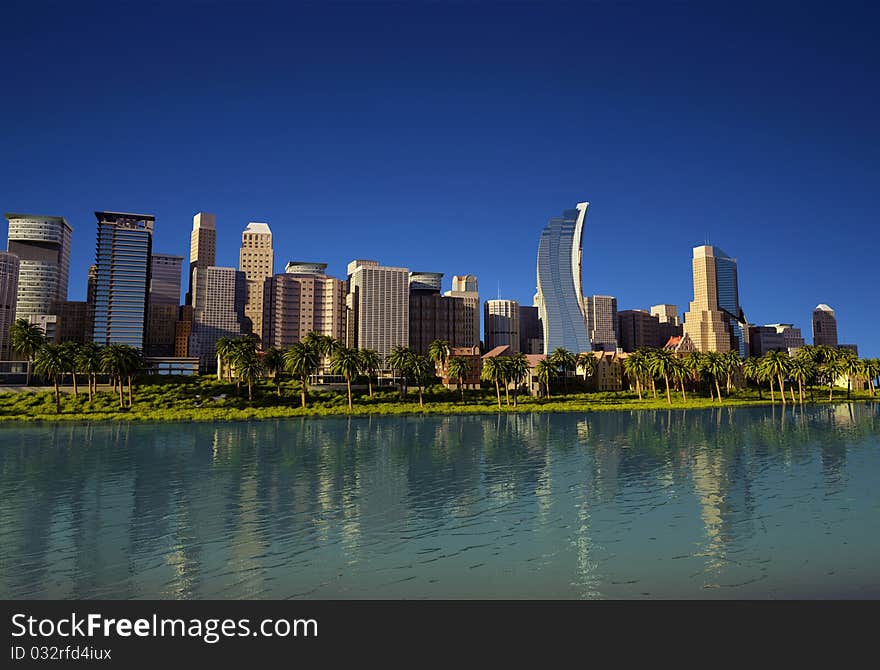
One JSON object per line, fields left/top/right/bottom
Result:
{"left": 535, "top": 202, "right": 591, "bottom": 354}
{"left": 714, "top": 248, "right": 747, "bottom": 357}
{"left": 92, "top": 211, "right": 154, "bottom": 348}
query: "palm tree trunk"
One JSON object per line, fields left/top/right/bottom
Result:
{"left": 347, "top": 376, "right": 353, "bottom": 410}
{"left": 828, "top": 382, "right": 833, "bottom": 402}
{"left": 418, "top": 383, "right": 423, "bottom": 407}
{"left": 276, "top": 377, "right": 281, "bottom": 397}
{"left": 87, "top": 373, "right": 94, "bottom": 402}
{"left": 368, "top": 376, "right": 374, "bottom": 398}
{"left": 681, "top": 383, "right": 687, "bottom": 403}
{"left": 54, "top": 378, "right": 60, "bottom": 413}
{"left": 301, "top": 378, "right": 308, "bottom": 408}
{"left": 664, "top": 374, "right": 671, "bottom": 405}
{"left": 504, "top": 382, "right": 510, "bottom": 407}
{"left": 769, "top": 376, "right": 775, "bottom": 403}
{"left": 635, "top": 379, "right": 642, "bottom": 401}
{"left": 778, "top": 375, "right": 786, "bottom": 405}
{"left": 71, "top": 370, "right": 79, "bottom": 398}
{"left": 248, "top": 380, "right": 253, "bottom": 402}
{"left": 847, "top": 378, "right": 851, "bottom": 400}
{"left": 714, "top": 378, "right": 722, "bottom": 403}
{"left": 118, "top": 381, "right": 124, "bottom": 409}
{"left": 495, "top": 380, "right": 501, "bottom": 409}
{"left": 651, "top": 378, "right": 657, "bottom": 399}
{"left": 789, "top": 384, "right": 796, "bottom": 405}
{"left": 127, "top": 375, "right": 133, "bottom": 407}
{"left": 459, "top": 379, "right": 464, "bottom": 402}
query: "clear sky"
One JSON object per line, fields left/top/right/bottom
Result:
{"left": 2, "top": 1, "right": 878, "bottom": 356}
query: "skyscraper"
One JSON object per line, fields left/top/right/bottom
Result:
{"left": 518, "top": 305, "right": 543, "bottom": 354}
{"left": 682, "top": 245, "right": 747, "bottom": 356}
{"left": 146, "top": 254, "right": 183, "bottom": 356}
{"left": 262, "top": 262, "right": 347, "bottom": 349}
{"left": 187, "top": 212, "right": 216, "bottom": 305}
{"left": 812, "top": 304, "right": 838, "bottom": 347}
{"left": 189, "top": 266, "right": 247, "bottom": 371}
{"left": 650, "top": 304, "right": 680, "bottom": 326}
{"left": 444, "top": 274, "right": 480, "bottom": 348}
{"left": 346, "top": 259, "right": 409, "bottom": 362}
{"left": 484, "top": 299, "right": 520, "bottom": 352}
{"left": 617, "top": 309, "right": 661, "bottom": 352}
{"left": 0, "top": 251, "right": 20, "bottom": 357}
{"left": 239, "top": 222, "right": 274, "bottom": 342}
{"left": 5, "top": 213, "right": 72, "bottom": 333}
{"left": 584, "top": 295, "right": 618, "bottom": 351}
{"left": 535, "top": 202, "right": 591, "bottom": 354}
{"left": 92, "top": 211, "right": 154, "bottom": 348}
{"left": 408, "top": 272, "right": 469, "bottom": 354}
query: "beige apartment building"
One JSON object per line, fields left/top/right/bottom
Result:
{"left": 346, "top": 259, "right": 409, "bottom": 363}
{"left": 239, "top": 222, "right": 274, "bottom": 342}
{"left": 187, "top": 213, "right": 216, "bottom": 305}
{"left": 444, "top": 274, "right": 480, "bottom": 348}
{"left": 650, "top": 304, "right": 680, "bottom": 326}
{"left": 262, "top": 262, "right": 347, "bottom": 348}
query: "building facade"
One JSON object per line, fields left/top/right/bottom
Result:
{"left": 812, "top": 304, "right": 838, "bottom": 347}
{"left": 261, "top": 262, "right": 347, "bottom": 349}
{"left": 189, "top": 266, "right": 247, "bottom": 371}
{"left": 187, "top": 212, "right": 216, "bottom": 305}
{"left": 650, "top": 304, "right": 680, "bottom": 326}
{"left": 617, "top": 309, "right": 661, "bottom": 352}
{"left": 584, "top": 294, "right": 618, "bottom": 351}
{"left": 150, "top": 254, "right": 183, "bottom": 305}
{"left": 54, "top": 300, "right": 89, "bottom": 343}
{"left": 518, "top": 305, "right": 543, "bottom": 354}
{"left": 682, "top": 245, "right": 747, "bottom": 356}
{"left": 346, "top": 260, "right": 409, "bottom": 363}
{"left": 0, "top": 251, "right": 20, "bottom": 357}
{"left": 5, "top": 213, "right": 72, "bottom": 329}
{"left": 444, "top": 274, "right": 480, "bottom": 348}
{"left": 145, "top": 254, "right": 183, "bottom": 356}
{"left": 484, "top": 299, "right": 520, "bottom": 353}
{"left": 239, "top": 222, "right": 274, "bottom": 342}
{"left": 535, "top": 202, "right": 591, "bottom": 354}
{"left": 408, "top": 272, "right": 469, "bottom": 354}
{"left": 92, "top": 211, "right": 154, "bottom": 348}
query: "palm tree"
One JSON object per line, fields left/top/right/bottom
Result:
{"left": 549, "top": 348, "right": 577, "bottom": 395}
{"left": 330, "top": 346, "right": 363, "bottom": 410}
{"left": 75, "top": 342, "right": 102, "bottom": 402}
{"left": 722, "top": 351, "right": 742, "bottom": 395}
{"left": 788, "top": 357, "right": 812, "bottom": 404}
{"left": 387, "top": 345, "right": 415, "bottom": 400}
{"left": 284, "top": 341, "right": 321, "bottom": 408}
{"left": 820, "top": 354, "right": 844, "bottom": 402}
{"left": 34, "top": 344, "right": 66, "bottom": 413}
{"left": 701, "top": 351, "right": 726, "bottom": 402}
{"left": 862, "top": 358, "right": 880, "bottom": 397}
{"left": 59, "top": 341, "right": 81, "bottom": 398}
{"left": 761, "top": 350, "right": 790, "bottom": 406}
{"left": 742, "top": 356, "right": 762, "bottom": 399}
{"left": 683, "top": 351, "right": 703, "bottom": 396}
{"left": 358, "top": 348, "right": 381, "bottom": 398}
{"left": 10, "top": 319, "right": 46, "bottom": 386}
{"left": 428, "top": 339, "right": 451, "bottom": 372}
{"left": 409, "top": 354, "right": 434, "bottom": 407}
{"left": 481, "top": 356, "right": 506, "bottom": 409}
{"left": 235, "top": 348, "right": 265, "bottom": 401}
{"left": 447, "top": 356, "right": 471, "bottom": 402}
{"left": 508, "top": 352, "right": 530, "bottom": 406}
{"left": 534, "top": 358, "right": 556, "bottom": 399}
{"left": 648, "top": 348, "right": 675, "bottom": 404}
{"left": 100, "top": 344, "right": 130, "bottom": 409}
{"left": 670, "top": 357, "right": 689, "bottom": 402}
{"left": 228, "top": 337, "right": 258, "bottom": 394}
{"left": 838, "top": 351, "right": 861, "bottom": 400}
{"left": 215, "top": 336, "right": 236, "bottom": 382}
{"left": 304, "top": 332, "right": 339, "bottom": 377}
{"left": 623, "top": 351, "right": 649, "bottom": 400}
{"left": 576, "top": 352, "right": 598, "bottom": 389}
{"left": 264, "top": 347, "right": 285, "bottom": 396}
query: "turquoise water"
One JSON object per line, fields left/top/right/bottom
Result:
{"left": 1, "top": 403, "right": 878, "bottom": 599}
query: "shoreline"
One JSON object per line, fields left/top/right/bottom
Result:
{"left": 0, "top": 385, "right": 875, "bottom": 424}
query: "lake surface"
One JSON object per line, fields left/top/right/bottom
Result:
{"left": 1, "top": 404, "right": 878, "bottom": 599}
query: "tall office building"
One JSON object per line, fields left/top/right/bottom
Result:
{"left": 444, "top": 274, "right": 480, "bottom": 348}
{"left": 85, "top": 264, "right": 97, "bottom": 342}
{"left": 484, "top": 299, "right": 520, "bottom": 353}
{"left": 650, "top": 304, "right": 680, "bottom": 326}
{"left": 54, "top": 300, "right": 89, "bottom": 343}
{"left": 187, "top": 213, "right": 216, "bottom": 305}
{"left": 584, "top": 295, "right": 618, "bottom": 351}
{"left": 346, "top": 259, "right": 409, "bottom": 362}
{"left": 0, "top": 252, "right": 20, "bottom": 357}
{"left": 5, "top": 213, "right": 72, "bottom": 330}
{"left": 261, "top": 262, "right": 347, "bottom": 349}
{"left": 812, "top": 304, "right": 838, "bottom": 347}
{"left": 92, "top": 211, "right": 154, "bottom": 348}
{"left": 682, "top": 245, "right": 747, "bottom": 356}
{"left": 190, "top": 266, "right": 247, "bottom": 371}
{"left": 518, "top": 305, "right": 543, "bottom": 354}
{"left": 617, "top": 309, "right": 661, "bottom": 352}
{"left": 749, "top": 323, "right": 806, "bottom": 356}
{"left": 239, "top": 222, "right": 274, "bottom": 342}
{"left": 535, "top": 202, "right": 591, "bottom": 354}
{"left": 145, "top": 254, "right": 183, "bottom": 356}
{"left": 408, "top": 272, "right": 469, "bottom": 354}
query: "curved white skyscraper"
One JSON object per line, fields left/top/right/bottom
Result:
{"left": 535, "top": 202, "right": 591, "bottom": 354}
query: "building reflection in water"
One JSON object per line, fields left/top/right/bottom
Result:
{"left": 0, "top": 402, "right": 878, "bottom": 598}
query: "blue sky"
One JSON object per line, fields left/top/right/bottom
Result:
{"left": 2, "top": 1, "right": 878, "bottom": 355}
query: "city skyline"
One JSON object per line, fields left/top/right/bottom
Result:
{"left": 1, "top": 2, "right": 878, "bottom": 356}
